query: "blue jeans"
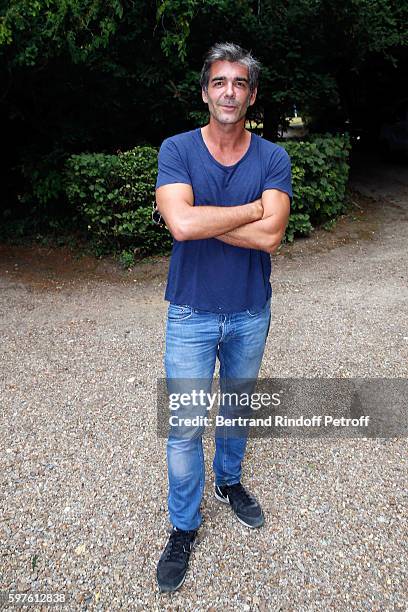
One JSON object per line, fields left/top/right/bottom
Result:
{"left": 164, "top": 298, "right": 271, "bottom": 531}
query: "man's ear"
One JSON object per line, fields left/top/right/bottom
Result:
{"left": 202, "top": 88, "right": 208, "bottom": 104}
{"left": 249, "top": 87, "right": 258, "bottom": 107}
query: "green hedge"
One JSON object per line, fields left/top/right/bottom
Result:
{"left": 65, "top": 147, "right": 172, "bottom": 260}
{"left": 64, "top": 133, "right": 350, "bottom": 261}
{"left": 282, "top": 134, "right": 351, "bottom": 241}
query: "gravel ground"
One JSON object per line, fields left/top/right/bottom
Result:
{"left": 1, "top": 153, "right": 407, "bottom": 611}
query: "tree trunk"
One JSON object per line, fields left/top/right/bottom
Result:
{"left": 262, "top": 104, "right": 280, "bottom": 142}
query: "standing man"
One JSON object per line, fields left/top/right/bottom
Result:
{"left": 155, "top": 42, "right": 292, "bottom": 592}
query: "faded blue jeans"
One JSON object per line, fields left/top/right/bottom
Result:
{"left": 164, "top": 298, "right": 271, "bottom": 531}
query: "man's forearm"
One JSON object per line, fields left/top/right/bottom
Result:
{"left": 175, "top": 200, "right": 263, "bottom": 241}
{"left": 216, "top": 214, "right": 286, "bottom": 253}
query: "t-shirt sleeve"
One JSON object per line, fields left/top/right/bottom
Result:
{"left": 263, "top": 147, "right": 293, "bottom": 201}
{"left": 156, "top": 138, "right": 192, "bottom": 189}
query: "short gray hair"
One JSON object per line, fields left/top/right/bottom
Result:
{"left": 200, "top": 42, "right": 261, "bottom": 94}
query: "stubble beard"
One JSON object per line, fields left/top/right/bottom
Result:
{"left": 208, "top": 96, "right": 251, "bottom": 126}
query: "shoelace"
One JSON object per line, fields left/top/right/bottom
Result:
{"left": 165, "top": 530, "right": 194, "bottom": 562}
{"left": 226, "top": 484, "right": 254, "bottom": 505}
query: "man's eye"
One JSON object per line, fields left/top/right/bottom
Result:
{"left": 214, "top": 81, "right": 223, "bottom": 87}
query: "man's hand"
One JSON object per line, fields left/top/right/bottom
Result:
{"left": 156, "top": 183, "right": 263, "bottom": 241}
{"left": 215, "top": 189, "right": 290, "bottom": 253}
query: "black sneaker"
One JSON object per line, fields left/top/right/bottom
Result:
{"left": 215, "top": 482, "right": 264, "bottom": 528}
{"left": 156, "top": 527, "right": 197, "bottom": 592}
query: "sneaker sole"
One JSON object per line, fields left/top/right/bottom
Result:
{"left": 158, "top": 571, "right": 187, "bottom": 593}
{"left": 235, "top": 513, "right": 265, "bottom": 529}
{"left": 215, "top": 490, "right": 265, "bottom": 529}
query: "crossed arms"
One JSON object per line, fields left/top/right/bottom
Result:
{"left": 155, "top": 183, "right": 290, "bottom": 254}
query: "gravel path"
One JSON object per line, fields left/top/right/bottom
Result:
{"left": 1, "top": 154, "right": 407, "bottom": 611}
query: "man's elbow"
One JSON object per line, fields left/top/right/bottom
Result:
{"left": 156, "top": 199, "right": 194, "bottom": 241}
{"left": 266, "top": 242, "right": 280, "bottom": 255}
{"left": 170, "top": 225, "right": 186, "bottom": 242}
{"left": 167, "top": 218, "right": 193, "bottom": 242}
{"left": 265, "top": 231, "right": 285, "bottom": 254}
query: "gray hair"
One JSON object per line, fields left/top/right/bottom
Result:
{"left": 200, "top": 42, "right": 261, "bottom": 94}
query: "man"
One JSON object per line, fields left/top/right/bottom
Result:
{"left": 155, "top": 42, "right": 292, "bottom": 592}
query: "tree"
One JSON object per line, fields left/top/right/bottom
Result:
{"left": 156, "top": 0, "right": 408, "bottom": 138}
{"left": 1, "top": 0, "right": 407, "bottom": 217}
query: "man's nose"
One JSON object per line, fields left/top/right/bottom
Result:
{"left": 224, "top": 81, "right": 235, "bottom": 97}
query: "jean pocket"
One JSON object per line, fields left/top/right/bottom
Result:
{"left": 168, "top": 304, "right": 193, "bottom": 321}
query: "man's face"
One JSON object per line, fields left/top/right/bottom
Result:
{"left": 202, "top": 60, "right": 257, "bottom": 125}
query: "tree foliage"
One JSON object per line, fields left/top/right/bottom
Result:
{"left": 1, "top": 0, "right": 123, "bottom": 56}
{"left": 156, "top": 0, "right": 408, "bottom": 137}
{"left": 0, "top": 0, "right": 407, "bottom": 217}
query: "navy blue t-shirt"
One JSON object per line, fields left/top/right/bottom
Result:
{"left": 156, "top": 128, "right": 292, "bottom": 313}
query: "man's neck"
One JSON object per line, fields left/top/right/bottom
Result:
{"left": 202, "top": 118, "right": 249, "bottom": 151}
